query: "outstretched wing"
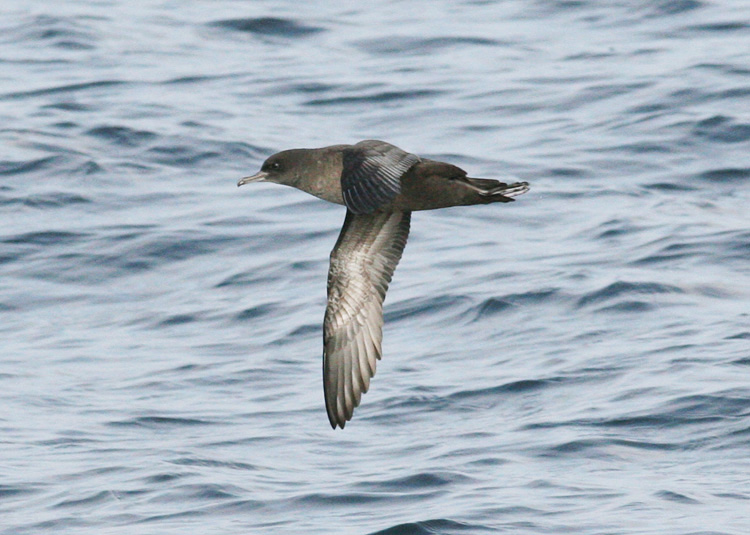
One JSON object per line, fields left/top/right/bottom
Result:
{"left": 341, "top": 140, "right": 420, "bottom": 214}
{"left": 323, "top": 210, "right": 411, "bottom": 428}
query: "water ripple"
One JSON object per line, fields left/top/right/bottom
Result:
{"left": 576, "top": 280, "right": 683, "bottom": 308}
{"left": 3, "top": 80, "right": 127, "bottom": 100}
{"left": 209, "top": 17, "right": 325, "bottom": 38}
{"left": 85, "top": 125, "right": 157, "bottom": 147}
{"left": 305, "top": 89, "right": 443, "bottom": 107}
{"left": 356, "top": 36, "right": 502, "bottom": 56}
{"left": 371, "top": 519, "right": 491, "bottom": 535}
{"left": 107, "top": 416, "right": 219, "bottom": 428}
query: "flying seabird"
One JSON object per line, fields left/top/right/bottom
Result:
{"left": 238, "top": 140, "right": 529, "bottom": 429}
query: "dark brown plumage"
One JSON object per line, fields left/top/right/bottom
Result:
{"left": 238, "top": 140, "right": 529, "bottom": 428}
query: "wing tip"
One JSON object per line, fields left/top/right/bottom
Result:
{"left": 327, "top": 409, "right": 348, "bottom": 429}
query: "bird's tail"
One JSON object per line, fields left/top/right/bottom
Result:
{"left": 460, "top": 177, "right": 530, "bottom": 201}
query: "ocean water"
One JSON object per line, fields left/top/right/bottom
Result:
{"left": 1, "top": 1, "right": 749, "bottom": 533}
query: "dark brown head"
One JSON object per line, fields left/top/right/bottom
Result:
{"left": 237, "top": 149, "right": 312, "bottom": 188}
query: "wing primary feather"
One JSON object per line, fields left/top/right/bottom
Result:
{"left": 323, "top": 210, "right": 411, "bottom": 428}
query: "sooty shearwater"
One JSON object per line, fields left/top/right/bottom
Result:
{"left": 238, "top": 140, "right": 529, "bottom": 429}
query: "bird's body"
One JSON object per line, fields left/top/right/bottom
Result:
{"left": 238, "top": 140, "right": 529, "bottom": 428}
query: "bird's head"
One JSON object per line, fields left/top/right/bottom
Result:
{"left": 237, "top": 149, "right": 306, "bottom": 188}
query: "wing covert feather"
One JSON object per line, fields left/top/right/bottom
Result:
{"left": 341, "top": 140, "right": 420, "bottom": 214}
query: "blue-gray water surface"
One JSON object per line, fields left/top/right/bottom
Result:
{"left": 1, "top": 1, "right": 749, "bottom": 534}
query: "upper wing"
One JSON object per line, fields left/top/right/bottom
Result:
{"left": 323, "top": 210, "right": 411, "bottom": 428}
{"left": 340, "top": 140, "right": 420, "bottom": 214}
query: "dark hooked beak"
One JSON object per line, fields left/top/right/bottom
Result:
{"left": 237, "top": 171, "right": 268, "bottom": 187}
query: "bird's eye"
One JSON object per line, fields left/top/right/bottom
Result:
{"left": 271, "top": 162, "right": 280, "bottom": 170}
